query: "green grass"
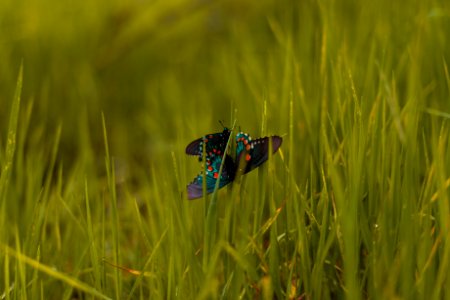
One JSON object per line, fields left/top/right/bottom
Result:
{"left": 1, "top": 0, "right": 450, "bottom": 299}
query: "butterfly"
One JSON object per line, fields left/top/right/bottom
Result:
{"left": 186, "top": 128, "right": 282, "bottom": 200}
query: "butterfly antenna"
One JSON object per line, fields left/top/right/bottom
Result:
{"left": 219, "top": 120, "right": 225, "bottom": 129}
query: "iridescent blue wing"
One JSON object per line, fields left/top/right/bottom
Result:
{"left": 185, "top": 128, "right": 231, "bottom": 161}
{"left": 187, "top": 154, "right": 236, "bottom": 200}
{"left": 235, "top": 134, "right": 282, "bottom": 174}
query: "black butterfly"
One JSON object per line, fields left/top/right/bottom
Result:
{"left": 186, "top": 128, "right": 282, "bottom": 199}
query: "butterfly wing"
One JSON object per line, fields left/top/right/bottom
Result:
{"left": 187, "top": 154, "right": 236, "bottom": 200}
{"left": 236, "top": 135, "right": 282, "bottom": 174}
{"left": 185, "top": 128, "right": 230, "bottom": 161}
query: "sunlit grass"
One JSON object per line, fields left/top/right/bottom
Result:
{"left": 1, "top": 0, "right": 450, "bottom": 299}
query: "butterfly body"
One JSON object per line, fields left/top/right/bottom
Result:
{"left": 186, "top": 128, "right": 282, "bottom": 200}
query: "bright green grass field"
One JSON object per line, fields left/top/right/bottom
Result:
{"left": 1, "top": 0, "right": 450, "bottom": 299}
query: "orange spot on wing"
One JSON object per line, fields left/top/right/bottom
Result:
{"left": 213, "top": 172, "right": 219, "bottom": 178}
{"left": 245, "top": 154, "right": 251, "bottom": 161}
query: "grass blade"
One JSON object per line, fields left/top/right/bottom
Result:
{"left": 0, "top": 62, "right": 22, "bottom": 201}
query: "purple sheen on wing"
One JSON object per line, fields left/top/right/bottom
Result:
{"left": 187, "top": 183, "right": 204, "bottom": 200}
{"left": 185, "top": 139, "right": 202, "bottom": 155}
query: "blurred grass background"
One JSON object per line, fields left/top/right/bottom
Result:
{"left": 1, "top": 0, "right": 450, "bottom": 299}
